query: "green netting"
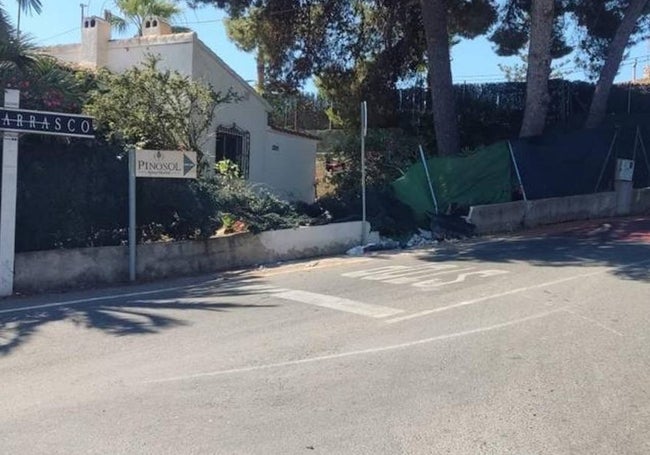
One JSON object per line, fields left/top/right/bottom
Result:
{"left": 391, "top": 142, "right": 512, "bottom": 223}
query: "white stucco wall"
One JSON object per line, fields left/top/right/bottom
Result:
{"left": 263, "top": 130, "right": 317, "bottom": 203}
{"left": 103, "top": 34, "right": 195, "bottom": 75}
{"left": 39, "top": 20, "right": 316, "bottom": 203}
{"left": 40, "top": 43, "right": 83, "bottom": 66}
{"left": 191, "top": 40, "right": 270, "bottom": 179}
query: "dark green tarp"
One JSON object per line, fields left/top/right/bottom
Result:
{"left": 392, "top": 142, "right": 512, "bottom": 223}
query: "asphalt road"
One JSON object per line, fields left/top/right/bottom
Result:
{"left": 1, "top": 216, "right": 649, "bottom": 454}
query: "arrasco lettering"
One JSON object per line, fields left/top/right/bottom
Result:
{"left": 0, "top": 107, "right": 94, "bottom": 139}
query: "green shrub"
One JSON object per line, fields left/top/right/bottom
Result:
{"left": 317, "top": 185, "right": 417, "bottom": 237}
{"left": 13, "top": 136, "right": 315, "bottom": 252}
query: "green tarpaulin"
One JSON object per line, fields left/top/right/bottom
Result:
{"left": 392, "top": 142, "right": 512, "bottom": 223}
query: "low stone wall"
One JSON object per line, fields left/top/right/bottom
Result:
{"left": 631, "top": 188, "right": 650, "bottom": 215}
{"left": 466, "top": 201, "right": 526, "bottom": 234}
{"left": 524, "top": 192, "right": 617, "bottom": 228}
{"left": 468, "top": 189, "right": 650, "bottom": 234}
{"left": 14, "top": 221, "right": 369, "bottom": 293}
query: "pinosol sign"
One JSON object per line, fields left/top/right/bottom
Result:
{"left": 135, "top": 149, "right": 197, "bottom": 179}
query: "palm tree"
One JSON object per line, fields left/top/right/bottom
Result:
{"left": 0, "top": 1, "right": 37, "bottom": 71}
{"left": 110, "top": 0, "right": 180, "bottom": 36}
{"left": 1, "top": 2, "right": 13, "bottom": 39}
{"left": 15, "top": 0, "right": 43, "bottom": 37}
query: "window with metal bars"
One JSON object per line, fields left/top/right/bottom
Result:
{"left": 215, "top": 125, "right": 250, "bottom": 178}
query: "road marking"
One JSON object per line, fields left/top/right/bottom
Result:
{"left": 412, "top": 269, "right": 510, "bottom": 290}
{"left": 143, "top": 309, "right": 563, "bottom": 383}
{"left": 273, "top": 289, "right": 404, "bottom": 318}
{"left": 342, "top": 265, "right": 412, "bottom": 278}
{"left": 0, "top": 284, "right": 195, "bottom": 315}
{"left": 385, "top": 270, "right": 606, "bottom": 324}
{"left": 342, "top": 264, "right": 469, "bottom": 284}
{"left": 386, "top": 258, "right": 650, "bottom": 324}
{"left": 249, "top": 258, "right": 372, "bottom": 277}
{"left": 0, "top": 258, "right": 374, "bottom": 316}
{"left": 342, "top": 264, "right": 509, "bottom": 289}
{"left": 382, "top": 267, "right": 475, "bottom": 284}
{"left": 561, "top": 308, "right": 624, "bottom": 337}
{"left": 0, "top": 280, "right": 400, "bottom": 320}
{"left": 191, "top": 284, "right": 404, "bottom": 319}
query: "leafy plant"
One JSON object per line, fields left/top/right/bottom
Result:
{"left": 215, "top": 159, "right": 241, "bottom": 179}
{"left": 85, "top": 55, "right": 239, "bottom": 173}
{"left": 109, "top": 0, "right": 180, "bottom": 36}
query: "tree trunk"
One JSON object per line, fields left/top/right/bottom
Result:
{"left": 520, "top": 0, "right": 555, "bottom": 138}
{"left": 256, "top": 47, "right": 265, "bottom": 94}
{"left": 585, "top": 0, "right": 649, "bottom": 129}
{"left": 420, "top": 0, "right": 459, "bottom": 156}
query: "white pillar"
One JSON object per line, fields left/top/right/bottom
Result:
{"left": 0, "top": 89, "right": 20, "bottom": 296}
{"left": 615, "top": 158, "right": 635, "bottom": 216}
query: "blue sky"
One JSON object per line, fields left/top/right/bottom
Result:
{"left": 6, "top": 0, "right": 648, "bottom": 90}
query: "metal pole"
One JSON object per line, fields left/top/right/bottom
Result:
{"left": 594, "top": 130, "right": 618, "bottom": 193}
{"left": 418, "top": 145, "right": 438, "bottom": 215}
{"left": 508, "top": 141, "right": 528, "bottom": 201}
{"left": 635, "top": 127, "right": 650, "bottom": 184}
{"left": 628, "top": 83, "right": 633, "bottom": 115}
{"left": 0, "top": 89, "right": 20, "bottom": 296}
{"left": 128, "top": 147, "right": 136, "bottom": 282}
{"left": 361, "top": 101, "right": 367, "bottom": 244}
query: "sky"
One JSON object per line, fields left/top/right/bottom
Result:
{"left": 6, "top": 0, "right": 650, "bottom": 91}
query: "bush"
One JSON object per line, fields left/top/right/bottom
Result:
{"left": 210, "top": 177, "right": 311, "bottom": 234}
{"left": 317, "top": 185, "right": 417, "bottom": 237}
{"left": 16, "top": 136, "right": 128, "bottom": 252}
{"left": 13, "top": 136, "right": 314, "bottom": 252}
{"left": 318, "top": 129, "right": 423, "bottom": 194}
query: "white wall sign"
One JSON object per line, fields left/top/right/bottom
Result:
{"left": 616, "top": 158, "right": 635, "bottom": 182}
{"left": 135, "top": 149, "right": 197, "bottom": 179}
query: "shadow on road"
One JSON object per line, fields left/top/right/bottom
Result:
{"left": 0, "top": 273, "right": 274, "bottom": 356}
{"left": 418, "top": 218, "right": 650, "bottom": 282}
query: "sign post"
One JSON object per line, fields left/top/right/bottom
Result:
{"left": 128, "top": 147, "right": 136, "bottom": 282}
{"left": 128, "top": 149, "right": 197, "bottom": 282}
{"left": 0, "top": 90, "right": 20, "bottom": 296}
{"left": 360, "top": 101, "right": 367, "bottom": 245}
{"left": 0, "top": 90, "right": 95, "bottom": 296}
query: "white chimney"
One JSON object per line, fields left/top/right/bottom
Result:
{"left": 142, "top": 16, "right": 173, "bottom": 36}
{"left": 81, "top": 16, "right": 110, "bottom": 67}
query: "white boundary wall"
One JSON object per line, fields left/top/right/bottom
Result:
{"left": 14, "top": 222, "right": 369, "bottom": 293}
{"left": 468, "top": 189, "right": 650, "bottom": 234}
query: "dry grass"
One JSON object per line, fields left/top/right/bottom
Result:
{"left": 315, "top": 154, "right": 337, "bottom": 198}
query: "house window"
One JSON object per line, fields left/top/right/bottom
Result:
{"left": 215, "top": 125, "right": 250, "bottom": 178}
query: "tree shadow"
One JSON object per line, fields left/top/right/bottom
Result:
{"left": 417, "top": 218, "right": 650, "bottom": 282}
{"left": 0, "top": 274, "right": 278, "bottom": 357}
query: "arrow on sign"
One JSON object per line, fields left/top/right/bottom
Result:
{"left": 183, "top": 153, "right": 196, "bottom": 176}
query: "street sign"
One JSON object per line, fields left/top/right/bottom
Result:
{"left": 0, "top": 107, "right": 95, "bottom": 139}
{"left": 0, "top": 89, "right": 96, "bottom": 296}
{"left": 128, "top": 149, "right": 198, "bottom": 281}
{"left": 135, "top": 149, "right": 197, "bottom": 179}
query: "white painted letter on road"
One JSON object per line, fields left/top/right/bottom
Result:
{"left": 342, "top": 264, "right": 509, "bottom": 290}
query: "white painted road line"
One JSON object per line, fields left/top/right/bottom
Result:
{"left": 385, "top": 270, "right": 607, "bottom": 324}
{"left": 273, "top": 289, "right": 404, "bottom": 318}
{"left": 143, "top": 308, "right": 564, "bottom": 383}
{"left": 562, "top": 308, "right": 624, "bottom": 337}
{"left": 0, "top": 284, "right": 195, "bottom": 315}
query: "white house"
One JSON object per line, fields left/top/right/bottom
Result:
{"left": 40, "top": 16, "right": 317, "bottom": 203}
